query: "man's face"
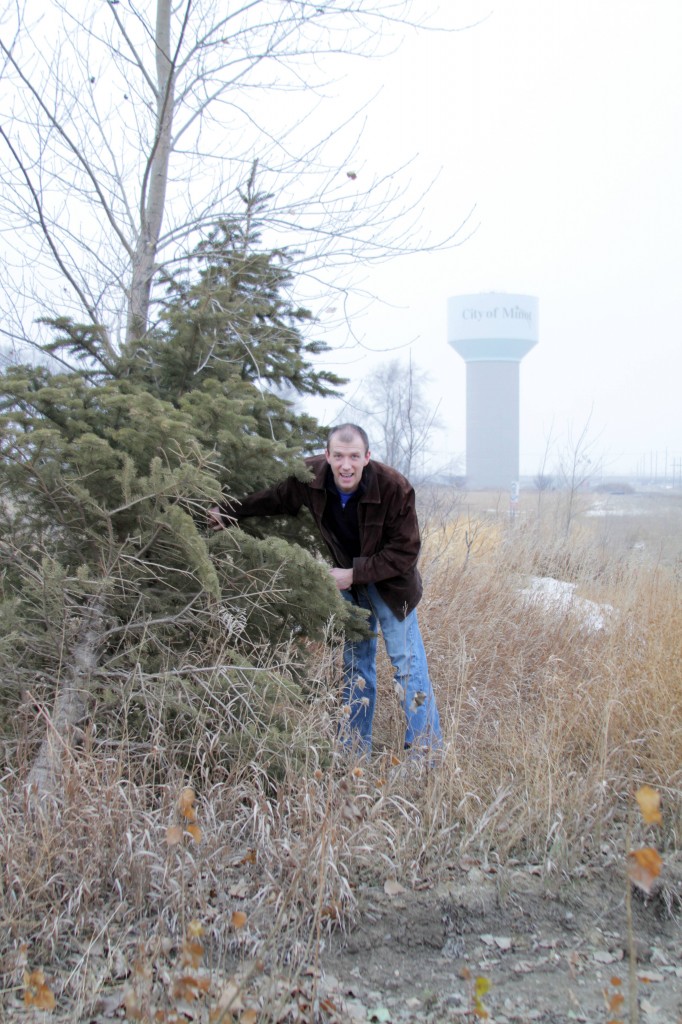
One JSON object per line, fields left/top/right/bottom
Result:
{"left": 326, "top": 433, "right": 370, "bottom": 493}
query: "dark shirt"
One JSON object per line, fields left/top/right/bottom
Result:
{"left": 321, "top": 469, "right": 363, "bottom": 563}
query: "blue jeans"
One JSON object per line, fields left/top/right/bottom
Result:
{"left": 340, "top": 583, "right": 442, "bottom": 755}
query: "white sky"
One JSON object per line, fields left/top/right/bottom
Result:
{"left": 308, "top": 0, "right": 682, "bottom": 481}
{"left": 4, "top": 1, "right": 679, "bottom": 481}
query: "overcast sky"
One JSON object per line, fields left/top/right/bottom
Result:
{"left": 308, "top": 0, "right": 682, "bottom": 481}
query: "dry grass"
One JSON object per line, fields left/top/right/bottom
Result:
{"left": 418, "top": 491, "right": 682, "bottom": 857}
{"left": 1, "top": 487, "right": 681, "bottom": 1019}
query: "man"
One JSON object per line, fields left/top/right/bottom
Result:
{"left": 208, "top": 424, "right": 442, "bottom": 755}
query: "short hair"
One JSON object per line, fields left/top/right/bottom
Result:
{"left": 326, "top": 423, "right": 370, "bottom": 453}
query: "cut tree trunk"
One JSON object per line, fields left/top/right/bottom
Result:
{"left": 27, "top": 598, "right": 105, "bottom": 800}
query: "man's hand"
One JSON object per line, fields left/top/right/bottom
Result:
{"left": 330, "top": 567, "right": 353, "bottom": 590}
{"left": 207, "top": 506, "right": 225, "bottom": 531}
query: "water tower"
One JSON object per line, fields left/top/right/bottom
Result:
{"left": 448, "top": 293, "right": 538, "bottom": 490}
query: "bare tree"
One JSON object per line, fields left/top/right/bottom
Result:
{"left": 351, "top": 356, "right": 442, "bottom": 480}
{"left": 556, "top": 410, "right": 601, "bottom": 537}
{"left": 0, "top": 0, "right": 468, "bottom": 356}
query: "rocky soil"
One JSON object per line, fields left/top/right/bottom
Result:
{"left": 3, "top": 859, "right": 680, "bottom": 1023}
{"left": 318, "top": 859, "right": 682, "bottom": 1024}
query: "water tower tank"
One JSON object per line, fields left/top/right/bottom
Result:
{"left": 448, "top": 293, "right": 539, "bottom": 490}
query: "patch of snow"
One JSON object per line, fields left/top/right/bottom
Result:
{"left": 519, "top": 576, "right": 614, "bottom": 632}
{"left": 585, "top": 507, "right": 628, "bottom": 517}
{"left": 585, "top": 501, "right": 650, "bottom": 517}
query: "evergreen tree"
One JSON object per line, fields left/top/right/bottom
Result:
{"left": 0, "top": 193, "right": 362, "bottom": 793}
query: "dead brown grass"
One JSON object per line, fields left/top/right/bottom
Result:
{"left": 1, "top": 487, "right": 681, "bottom": 1019}
{"left": 418, "top": 493, "right": 681, "bottom": 859}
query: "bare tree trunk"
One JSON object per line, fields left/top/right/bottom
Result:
{"left": 26, "top": 598, "right": 104, "bottom": 800}
{"left": 126, "top": 0, "right": 175, "bottom": 344}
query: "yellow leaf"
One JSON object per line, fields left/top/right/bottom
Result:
{"left": 608, "top": 992, "right": 625, "bottom": 1012}
{"left": 179, "top": 785, "right": 195, "bottom": 807}
{"left": 240, "top": 1010, "right": 258, "bottom": 1024}
{"left": 24, "top": 969, "right": 56, "bottom": 1011}
{"left": 231, "top": 910, "right": 248, "bottom": 930}
{"left": 166, "top": 825, "right": 184, "bottom": 846}
{"left": 475, "top": 976, "right": 491, "bottom": 997}
{"left": 181, "top": 938, "right": 204, "bottom": 969}
{"left": 186, "top": 823, "right": 202, "bottom": 843}
{"left": 635, "top": 785, "right": 662, "bottom": 825}
{"left": 172, "top": 974, "right": 210, "bottom": 1001}
{"left": 179, "top": 787, "right": 197, "bottom": 821}
{"left": 628, "top": 847, "right": 663, "bottom": 893}
{"left": 320, "top": 901, "right": 342, "bottom": 921}
{"left": 352, "top": 766, "right": 364, "bottom": 778}
{"left": 188, "top": 920, "right": 204, "bottom": 938}
{"left": 473, "top": 975, "right": 491, "bottom": 1019}
{"left": 37, "top": 988, "right": 56, "bottom": 1009}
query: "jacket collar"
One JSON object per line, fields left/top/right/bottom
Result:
{"left": 308, "top": 454, "right": 380, "bottom": 504}
{"left": 359, "top": 462, "right": 381, "bottom": 503}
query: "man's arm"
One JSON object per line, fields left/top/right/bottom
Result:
{"left": 208, "top": 476, "right": 308, "bottom": 530}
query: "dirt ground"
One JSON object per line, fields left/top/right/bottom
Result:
{"left": 3, "top": 858, "right": 680, "bottom": 1022}
{"left": 318, "top": 859, "right": 682, "bottom": 1024}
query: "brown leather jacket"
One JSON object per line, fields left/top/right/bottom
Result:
{"left": 222, "top": 454, "right": 423, "bottom": 620}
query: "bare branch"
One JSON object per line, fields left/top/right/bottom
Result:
{"left": 0, "top": 0, "right": 469, "bottom": 357}
{"left": 0, "top": 37, "right": 134, "bottom": 259}
{"left": 0, "top": 124, "right": 107, "bottom": 339}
